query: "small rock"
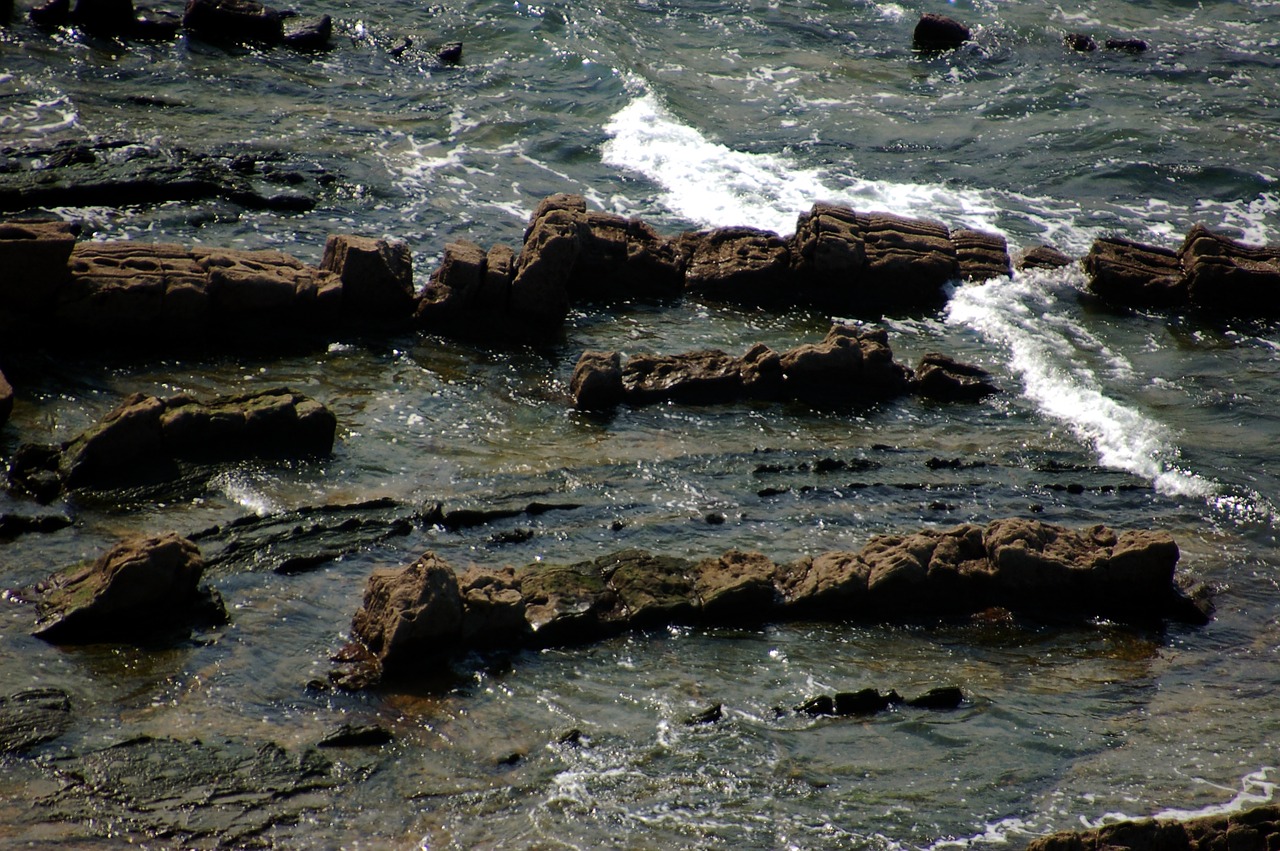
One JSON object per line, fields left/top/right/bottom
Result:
{"left": 317, "top": 723, "right": 393, "bottom": 748}
{"left": 913, "top": 13, "right": 970, "bottom": 51}
{"left": 1105, "top": 38, "right": 1149, "bottom": 54}
{"left": 683, "top": 703, "right": 723, "bottom": 725}
{"left": 905, "top": 686, "right": 965, "bottom": 710}
{"left": 0, "top": 688, "right": 72, "bottom": 753}
{"left": 1064, "top": 32, "right": 1097, "bottom": 52}
{"left": 437, "top": 41, "right": 462, "bottom": 64}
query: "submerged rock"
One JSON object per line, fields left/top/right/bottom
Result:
{"left": 333, "top": 519, "right": 1209, "bottom": 687}
{"left": 913, "top": 13, "right": 971, "bottom": 51}
{"left": 32, "top": 532, "right": 227, "bottom": 644}
{"left": 913, "top": 352, "right": 1001, "bottom": 402}
{"left": 0, "top": 688, "right": 73, "bottom": 753}
{"left": 1025, "top": 803, "right": 1280, "bottom": 851}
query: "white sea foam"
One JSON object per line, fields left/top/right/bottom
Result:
{"left": 1084, "top": 768, "right": 1278, "bottom": 827}
{"left": 601, "top": 92, "right": 1007, "bottom": 237}
{"left": 947, "top": 269, "right": 1217, "bottom": 500}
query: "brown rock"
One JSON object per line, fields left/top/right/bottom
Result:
{"left": 182, "top": 0, "right": 285, "bottom": 44}
{"left": 320, "top": 234, "right": 412, "bottom": 319}
{"left": 1179, "top": 224, "right": 1280, "bottom": 314}
{"left": 350, "top": 552, "right": 464, "bottom": 674}
{"left": 682, "top": 225, "right": 794, "bottom": 303}
{"left": 914, "top": 352, "right": 1000, "bottom": 402}
{"left": 0, "top": 220, "right": 75, "bottom": 311}
{"left": 1023, "top": 805, "right": 1280, "bottom": 851}
{"left": 416, "top": 239, "right": 487, "bottom": 325}
{"left": 516, "top": 560, "right": 615, "bottom": 643}
{"left": 508, "top": 194, "right": 585, "bottom": 328}
{"left": 59, "top": 392, "right": 169, "bottom": 490}
{"left": 622, "top": 349, "right": 746, "bottom": 405}
{"left": 570, "top": 350, "right": 624, "bottom": 411}
{"left": 33, "top": 533, "right": 226, "bottom": 643}
{"left": 695, "top": 550, "right": 780, "bottom": 620}
{"left": 571, "top": 211, "right": 684, "bottom": 300}
{"left": 952, "top": 228, "right": 1012, "bottom": 281}
{"left": 1017, "top": 244, "right": 1075, "bottom": 271}
{"left": 862, "top": 212, "right": 957, "bottom": 302}
{"left": 789, "top": 203, "right": 867, "bottom": 307}
{"left": 777, "top": 551, "right": 870, "bottom": 614}
{"left": 602, "top": 550, "right": 698, "bottom": 626}
{"left": 458, "top": 565, "right": 528, "bottom": 645}
{"left": 1083, "top": 236, "right": 1186, "bottom": 307}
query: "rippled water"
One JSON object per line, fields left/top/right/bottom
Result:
{"left": 2, "top": 0, "right": 1279, "bottom": 848}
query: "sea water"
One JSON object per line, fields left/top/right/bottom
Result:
{"left": 1, "top": 0, "right": 1278, "bottom": 848}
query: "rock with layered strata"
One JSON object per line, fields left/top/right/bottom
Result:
{"left": 952, "top": 229, "right": 1012, "bottom": 281}
{"left": 32, "top": 533, "right": 226, "bottom": 643}
{"left": 570, "top": 210, "right": 684, "bottom": 301}
{"left": 1180, "top": 224, "right": 1280, "bottom": 314}
{"left": 320, "top": 233, "right": 413, "bottom": 319}
{"left": 57, "top": 388, "right": 336, "bottom": 491}
{"left": 1083, "top": 237, "right": 1185, "bottom": 307}
{"left": 332, "top": 519, "right": 1208, "bottom": 687}
{"left": 1016, "top": 244, "right": 1074, "bottom": 271}
{"left": 508, "top": 193, "right": 585, "bottom": 327}
{"left": 682, "top": 226, "right": 794, "bottom": 303}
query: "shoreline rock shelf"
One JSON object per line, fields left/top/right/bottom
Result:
{"left": 570, "top": 324, "right": 1000, "bottom": 410}
{"left": 331, "top": 518, "right": 1211, "bottom": 689}
{"left": 1025, "top": 804, "right": 1280, "bottom": 851}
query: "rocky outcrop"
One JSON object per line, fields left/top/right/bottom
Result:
{"left": 30, "top": 532, "right": 227, "bottom": 643}
{"left": 0, "top": 223, "right": 413, "bottom": 345}
{"left": 794, "top": 686, "right": 964, "bottom": 717}
{"left": 570, "top": 324, "right": 992, "bottom": 410}
{"left": 182, "top": 0, "right": 332, "bottom": 49}
{"left": 1084, "top": 224, "right": 1280, "bottom": 314}
{"left": 418, "top": 196, "right": 1011, "bottom": 338}
{"left": 331, "top": 519, "right": 1209, "bottom": 688}
{"left": 1016, "top": 244, "right": 1074, "bottom": 271}
{"left": 8, "top": 388, "right": 335, "bottom": 495}
{"left": 1025, "top": 804, "right": 1280, "bottom": 851}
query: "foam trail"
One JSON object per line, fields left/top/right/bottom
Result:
{"left": 947, "top": 269, "right": 1216, "bottom": 499}
{"left": 601, "top": 92, "right": 1004, "bottom": 236}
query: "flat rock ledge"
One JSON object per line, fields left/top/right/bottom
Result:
{"left": 28, "top": 532, "right": 227, "bottom": 644}
{"left": 418, "top": 195, "right": 1012, "bottom": 337}
{"left": 570, "top": 324, "right": 999, "bottom": 410}
{"left": 1025, "top": 804, "right": 1280, "bottom": 851}
{"left": 0, "top": 222, "right": 412, "bottom": 346}
{"left": 8, "top": 387, "right": 336, "bottom": 498}
{"left": 1084, "top": 224, "right": 1280, "bottom": 313}
{"left": 331, "top": 518, "right": 1210, "bottom": 689}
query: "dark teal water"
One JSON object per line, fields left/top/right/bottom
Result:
{"left": 1, "top": 1, "right": 1278, "bottom": 848}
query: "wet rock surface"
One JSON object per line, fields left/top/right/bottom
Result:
{"left": 1084, "top": 224, "right": 1280, "bottom": 314}
{"left": 1024, "top": 804, "right": 1280, "bottom": 851}
{"left": 571, "top": 324, "right": 992, "bottom": 410}
{"left": 0, "top": 687, "right": 73, "bottom": 753}
{"left": 333, "top": 519, "right": 1208, "bottom": 688}
{"left": 33, "top": 735, "right": 349, "bottom": 848}
{"left": 30, "top": 532, "right": 227, "bottom": 644}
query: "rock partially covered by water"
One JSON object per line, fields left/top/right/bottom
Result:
{"left": 54, "top": 388, "right": 335, "bottom": 492}
{"left": 418, "top": 196, "right": 1010, "bottom": 338}
{"left": 182, "top": 0, "right": 285, "bottom": 44}
{"left": 1084, "top": 224, "right": 1280, "bottom": 314}
{"left": 333, "top": 519, "right": 1208, "bottom": 687}
{"left": 913, "top": 352, "right": 1000, "bottom": 402}
{"left": 0, "top": 220, "right": 76, "bottom": 312}
{"left": 31, "top": 532, "right": 227, "bottom": 644}
{"left": 913, "top": 13, "right": 971, "bottom": 51}
{"left": 570, "top": 324, "right": 985, "bottom": 411}
{"left": 1025, "top": 804, "right": 1280, "bottom": 851}
{"left": 0, "top": 688, "right": 73, "bottom": 753}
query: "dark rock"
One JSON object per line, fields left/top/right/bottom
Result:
{"left": 29, "top": 0, "right": 69, "bottom": 27}
{"left": 914, "top": 352, "right": 1000, "bottom": 402}
{"left": 129, "top": 6, "right": 181, "bottom": 39}
{"left": 316, "top": 723, "right": 392, "bottom": 748}
{"left": 623, "top": 349, "right": 746, "bottom": 406}
{"left": 71, "top": 0, "right": 135, "bottom": 34}
{"left": 1105, "top": 38, "right": 1149, "bottom": 54}
{"left": 796, "top": 694, "right": 835, "bottom": 716}
{"left": 1179, "top": 224, "right": 1280, "bottom": 314}
{"left": 1064, "top": 32, "right": 1097, "bottom": 52}
{"left": 437, "top": 41, "right": 462, "bottom": 63}
{"left": 601, "top": 550, "right": 698, "bottom": 626}
{"left": 556, "top": 728, "right": 585, "bottom": 746}
{"left": 508, "top": 193, "right": 584, "bottom": 329}
{"left": 516, "top": 559, "right": 615, "bottom": 644}
{"left": 1017, "top": 244, "right": 1075, "bottom": 271}
{"left": 282, "top": 13, "right": 331, "bottom": 50}
{"left": 913, "top": 13, "right": 971, "bottom": 51}
{"left": 683, "top": 703, "right": 722, "bottom": 725}
{"left": 695, "top": 550, "right": 779, "bottom": 620}
{"left": 0, "top": 688, "right": 72, "bottom": 753}
{"left": 0, "top": 511, "right": 73, "bottom": 539}
{"left": 1083, "top": 236, "right": 1185, "bottom": 307}
{"left": 416, "top": 238, "right": 490, "bottom": 328}
{"left": 570, "top": 210, "right": 685, "bottom": 301}
{"left": 905, "top": 686, "right": 964, "bottom": 709}
{"left": 182, "top": 0, "right": 285, "bottom": 44}
{"left": 1023, "top": 804, "right": 1280, "bottom": 851}
{"left": 0, "top": 367, "right": 12, "bottom": 427}
{"left": 861, "top": 212, "right": 958, "bottom": 305}
{"left": 835, "top": 688, "right": 902, "bottom": 715}
{"left": 6, "top": 443, "right": 62, "bottom": 503}
{"left": 0, "top": 220, "right": 76, "bottom": 312}
{"left": 388, "top": 36, "right": 411, "bottom": 57}
{"left": 320, "top": 233, "right": 413, "bottom": 319}
{"left": 32, "top": 532, "right": 227, "bottom": 644}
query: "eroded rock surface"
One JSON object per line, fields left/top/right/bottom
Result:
{"left": 31, "top": 532, "right": 227, "bottom": 644}
{"left": 1025, "top": 804, "right": 1280, "bottom": 851}
{"left": 333, "top": 519, "right": 1209, "bottom": 688}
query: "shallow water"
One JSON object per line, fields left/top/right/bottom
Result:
{"left": 2, "top": 0, "right": 1279, "bottom": 848}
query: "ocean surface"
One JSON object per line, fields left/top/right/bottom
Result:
{"left": 1, "top": 0, "right": 1278, "bottom": 848}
